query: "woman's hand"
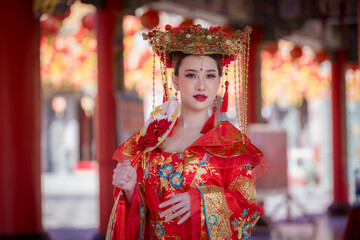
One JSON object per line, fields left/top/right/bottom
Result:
{"left": 159, "top": 192, "right": 191, "bottom": 224}
{"left": 112, "top": 160, "right": 137, "bottom": 205}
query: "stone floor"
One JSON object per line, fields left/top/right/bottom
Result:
{"left": 42, "top": 171, "right": 348, "bottom": 240}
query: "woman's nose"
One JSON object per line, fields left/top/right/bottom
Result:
{"left": 196, "top": 78, "right": 205, "bottom": 91}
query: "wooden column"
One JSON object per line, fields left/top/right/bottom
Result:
{"left": 94, "top": 0, "right": 119, "bottom": 238}
{"left": 328, "top": 49, "right": 351, "bottom": 216}
{"left": 0, "top": 1, "right": 49, "bottom": 239}
{"left": 358, "top": 0, "right": 360, "bottom": 65}
{"left": 247, "top": 26, "right": 262, "bottom": 124}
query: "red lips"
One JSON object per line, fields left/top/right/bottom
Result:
{"left": 193, "top": 94, "right": 208, "bottom": 101}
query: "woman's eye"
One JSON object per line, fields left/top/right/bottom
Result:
{"left": 185, "top": 74, "right": 196, "bottom": 78}
{"left": 207, "top": 74, "right": 216, "bottom": 78}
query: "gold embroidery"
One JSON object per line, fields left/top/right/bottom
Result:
{"left": 184, "top": 153, "right": 201, "bottom": 174}
{"left": 138, "top": 183, "right": 147, "bottom": 240}
{"left": 228, "top": 175, "right": 256, "bottom": 203}
{"left": 233, "top": 214, "right": 261, "bottom": 239}
{"left": 199, "top": 186, "right": 233, "bottom": 240}
{"left": 150, "top": 105, "right": 164, "bottom": 117}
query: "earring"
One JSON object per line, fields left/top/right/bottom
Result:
{"left": 175, "top": 91, "right": 179, "bottom": 101}
{"left": 220, "top": 81, "right": 229, "bottom": 113}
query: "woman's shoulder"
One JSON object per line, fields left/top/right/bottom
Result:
{"left": 189, "top": 121, "right": 268, "bottom": 178}
{"left": 192, "top": 121, "right": 248, "bottom": 147}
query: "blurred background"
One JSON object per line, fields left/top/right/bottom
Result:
{"left": 0, "top": 0, "right": 359, "bottom": 239}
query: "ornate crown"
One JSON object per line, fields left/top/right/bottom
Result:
{"left": 142, "top": 24, "right": 252, "bottom": 67}
{"left": 142, "top": 24, "right": 252, "bottom": 136}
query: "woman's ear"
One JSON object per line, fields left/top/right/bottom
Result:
{"left": 172, "top": 73, "right": 180, "bottom": 91}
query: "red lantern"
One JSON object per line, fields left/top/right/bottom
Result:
{"left": 264, "top": 42, "right": 278, "bottom": 55}
{"left": 41, "top": 16, "right": 61, "bottom": 36}
{"left": 140, "top": 9, "right": 159, "bottom": 30}
{"left": 82, "top": 13, "right": 95, "bottom": 30}
{"left": 179, "top": 18, "right": 193, "bottom": 28}
{"left": 347, "top": 62, "right": 359, "bottom": 71}
{"left": 314, "top": 50, "right": 329, "bottom": 63}
{"left": 222, "top": 25, "right": 233, "bottom": 37}
{"left": 290, "top": 45, "right": 302, "bottom": 60}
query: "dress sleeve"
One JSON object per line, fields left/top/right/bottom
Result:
{"left": 106, "top": 159, "right": 148, "bottom": 240}
{"left": 187, "top": 154, "right": 264, "bottom": 240}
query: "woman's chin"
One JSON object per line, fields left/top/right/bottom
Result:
{"left": 182, "top": 100, "right": 212, "bottom": 112}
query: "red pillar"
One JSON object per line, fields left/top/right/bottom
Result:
{"left": 247, "top": 26, "right": 262, "bottom": 124}
{"left": 358, "top": 0, "right": 360, "bottom": 65}
{"left": 0, "top": 1, "right": 48, "bottom": 239}
{"left": 94, "top": 1, "right": 118, "bottom": 238}
{"left": 328, "top": 49, "right": 351, "bottom": 216}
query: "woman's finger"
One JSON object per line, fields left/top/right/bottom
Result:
{"left": 165, "top": 206, "right": 189, "bottom": 222}
{"left": 177, "top": 211, "right": 191, "bottom": 225}
{"left": 160, "top": 201, "right": 184, "bottom": 218}
{"left": 159, "top": 196, "right": 182, "bottom": 208}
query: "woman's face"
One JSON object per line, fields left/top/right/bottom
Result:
{"left": 172, "top": 55, "right": 220, "bottom": 112}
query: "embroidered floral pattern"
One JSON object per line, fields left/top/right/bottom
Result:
{"left": 159, "top": 164, "right": 174, "bottom": 178}
{"left": 140, "top": 207, "right": 145, "bottom": 218}
{"left": 244, "top": 165, "right": 251, "bottom": 170}
{"left": 251, "top": 211, "right": 260, "bottom": 219}
{"left": 169, "top": 172, "right": 183, "bottom": 189}
{"left": 208, "top": 214, "right": 218, "bottom": 226}
{"left": 241, "top": 223, "right": 251, "bottom": 238}
{"left": 153, "top": 222, "right": 165, "bottom": 236}
{"left": 144, "top": 162, "right": 150, "bottom": 178}
{"left": 231, "top": 218, "right": 239, "bottom": 229}
{"left": 241, "top": 208, "right": 249, "bottom": 217}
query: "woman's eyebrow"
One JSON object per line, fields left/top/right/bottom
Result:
{"left": 184, "top": 69, "right": 217, "bottom": 72}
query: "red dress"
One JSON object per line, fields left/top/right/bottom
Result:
{"left": 107, "top": 121, "right": 268, "bottom": 240}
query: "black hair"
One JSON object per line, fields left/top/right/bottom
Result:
{"left": 172, "top": 52, "right": 223, "bottom": 76}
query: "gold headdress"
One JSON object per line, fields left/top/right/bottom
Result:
{"left": 142, "top": 24, "right": 252, "bottom": 134}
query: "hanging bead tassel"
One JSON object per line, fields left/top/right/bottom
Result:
{"left": 163, "top": 84, "right": 168, "bottom": 103}
{"left": 220, "top": 81, "right": 229, "bottom": 113}
{"left": 200, "top": 105, "right": 216, "bottom": 134}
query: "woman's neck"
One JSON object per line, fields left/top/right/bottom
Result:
{"left": 178, "top": 106, "right": 209, "bottom": 129}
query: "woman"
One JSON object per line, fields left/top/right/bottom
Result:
{"left": 107, "top": 25, "right": 268, "bottom": 240}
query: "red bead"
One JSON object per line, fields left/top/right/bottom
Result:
{"left": 173, "top": 42, "right": 177, "bottom": 46}
{"left": 172, "top": 32, "right": 175, "bottom": 35}
{"left": 161, "top": 37, "right": 165, "bottom": 41}
{"left": 196, "top": 29, "right": 199, "bottom": 33}
{"left": 200, "top": 68, "right": 203, "bottom": 71}
{"left": 165, "top": 24, "right": 171, "bottom": 30}
{"left": 148, "top": 32, "right": 153, "bottom": 37}
{"left": 216, "top": 32, "right": 219, "bottom": 35}
{"left": 225, "top": 81, "right": 229, "bottom": 86}
{"left": 213, "top": 106, "right": 217, "bottom": 111}
{"left": 243, "top": 33, "right": 247, "bottom": 37}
